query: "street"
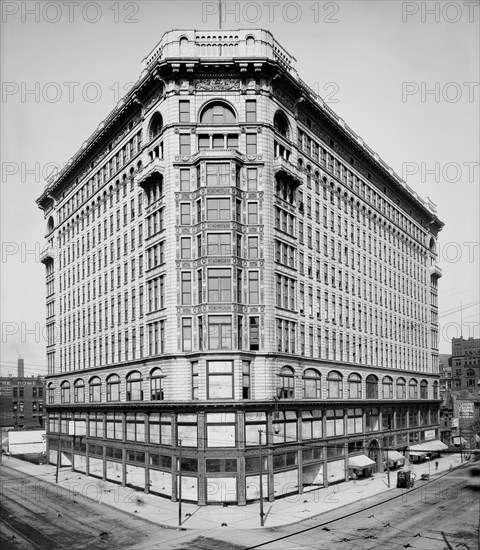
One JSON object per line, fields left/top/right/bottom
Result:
{"left": 1, "top": 463, "right": 478, "bottom": 550}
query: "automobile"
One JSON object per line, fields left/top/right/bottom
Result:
{"left": 469, "top": 464, "right": 480, "bottom": 477}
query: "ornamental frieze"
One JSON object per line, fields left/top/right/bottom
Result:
{"left": 196, "top": 78, "right": 240, "bottom": 91}
{"left": 207, "top": 305, "right": 233, "bottom": 312}
{"left": 204, "top": 222, "right": 232, "bottom": 230}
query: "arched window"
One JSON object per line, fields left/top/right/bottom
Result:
{"left": 246, "top": 35, "right": 255, "bottom": 53}
{"left": 278, "top": 366, "right": 294, "bottom": 399}
{"left": 150, "top": 368, "right": 164, "bottom": 401}
{"left": 47, "top": 216, "right": 54, "bottom": 233}
{"left": 327, "top": 371, "right": 343, "bottom": 399}
{"left": 179, "top": 36, "right": 189, "bottom": 54}
{"left": 126, "top": 371, "right": 143, "bottom": 401}
{"left": 106, "top": 374, "right": 120, "bottom": 402}
{"left": 74, "top": 379, "right": 85, "bottom": 403}
{"left": 382, "top": 376, "right": 393, "bottom": 399}
{"left": 200, "top": 101, "right": 236, "bottom": 124}
{"left": 149, "top": 112, "right": 163, "bottom": 140}
{"left": 420, "top": 380, "right": 428, "bottom": 399}
{"left": 433, "top": 381, "right": 439, "bottom": 400}
{"left": 348, "top": 373, "right": 362, "bottom": 399}
{"left": 396, "top": 378, "right": 406, "bottom": 399}
{"left": 60, "top": 381, "right": 70, "bottom": 404}
{"left": 409, "top": 379, "right": 418, "bottom": 399}
{"left": 366, "top": 375, "right": 378, "bottom": 399}
{"left": 273, "top": 111, "right": 290, "bottom": 139}
{"left": 48, "top": 383, "right": 55, "bottom": 404}
{"left": 303, "top": 369, "right": 321, "bottom": 399}
{"left": 89, "top": 376, "right": 101, "bottom": 402}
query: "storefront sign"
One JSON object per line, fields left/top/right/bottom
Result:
{"left": 424, "top": 429, "right": 436, "bottom": 441}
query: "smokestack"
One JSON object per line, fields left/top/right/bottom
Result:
{"left": 17, "top": 358, "right": 24, "bottom": 378}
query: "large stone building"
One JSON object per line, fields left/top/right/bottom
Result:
{"left": 451, "top": 337, "right": 480, "bottom": 392}
{"left": 37, "top": 29, "right": 444, "bottom": 505}
{"left": 0, "top": 360, "right": 45, "bottom": 429}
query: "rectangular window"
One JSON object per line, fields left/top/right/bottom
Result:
{"left": 207, "top": 233, "right": 231, "bottom": 256}
{"left": 149, "top": 413, "right": 172, "bottom": 446}
{"left": 246, "top": 133, "right": 257, "bottom": 155}
{"left": 181, "top": 272, "right": 192, "bottom": 305}
{"left": 191, "top": 361, "right": 199, "bottom": 399}
{"left": 182, "top": 318, "right": 192, "bottom": 351}
{"left": 347, "top": 408, "right": 363, "bottom": 434}
{"left": 180, "top": 237, "right": 191, "bottom": 259}
{"left": 126, "top": 413, "right": 145, "bottom": 442}
{"left": 245, "top": 100, "right": 257, "bottom": 122}
{"left": 326, "top": 409, "right": 344, "bottom": 437}
{"left": 242, "top": 361, "right": 251, "bottom": 398}
{"left": 206, "top": 163, "right": 230, "bottom": 187}
{"left": 302, "top": 410, "right": 323, "bottom": 440}
{"left": 180, "top": 203, "right": 191, "bottom": 225}
{"left": 179, "top": 100, "right": 190, "bottom": 122}
{"left": 208, "top": 268, "right": 231, "bottom": 302}
{"left": 248, "top": 236, "right": 258, "bottom": 258}
{"left": 207, "top": 198, "right": 230, "bottom": 221}
{"left": 248, "top": 271, "right": 259, "bottom": 304}
{"left": 247, "top": 202, "right": 258, "bottom": 224}
{"left": 207, "top": 360, "right": 234, "bottom": 399}
{"left": 249, "top": 317, "right": 259, "bottom": 351}
{"left": 247, "top": 167, "right": 258, "bottom": 191}
{"left": 208, "top": 315, "right": 232, "bottom": 350}
{"left": 180, "top": 168, "right": 190, "bottom": 191}
{"left": 206, "top": 413, "right": 236, "bottom": 447}
{"left": 179, "top": 134, "right": 191, "bottom": 155}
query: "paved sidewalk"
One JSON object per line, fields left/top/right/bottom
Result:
{"left": 0, "top": 453, "right": 466, "bottom": 530}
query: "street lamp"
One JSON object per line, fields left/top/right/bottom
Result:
{"left": 178, "top": 438, "right": 182, "bottom": 527}
{"left": 258, "top": 429, "right": 265, "bottom": 527}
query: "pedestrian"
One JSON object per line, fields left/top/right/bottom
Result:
{"left": 435, "top": 461, "right": 439, "bottom": 471}
{"left": 410, "top": 471, "right": 416, "bottom": 488}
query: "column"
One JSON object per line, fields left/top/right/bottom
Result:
{"left": 237, "top": 411, "right": 247, "bottom": 505}
{"left": 197, "top": 411, "right": 206, "bottom": 505}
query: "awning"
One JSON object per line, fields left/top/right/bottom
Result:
{"left": 385, "top": 450, "right": 405, "bottom": 463}
{"left": 424, "top": 440, "right": 448, "bottom": 452}
{"left": 409, "top": 451, "right": 427, "bottom": 457}
{"left": 408, "top": 440, "right": 448, "bottom": 454}
{"left": 349, "top": 454, "right": 376, "bottom": 469}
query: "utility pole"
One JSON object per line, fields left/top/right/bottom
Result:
{"left": 385, "top": 447, "right": 390, "bottom": 488}
{"left": 178, "top": 438, "right": 182, "bottom": 527}
{"left": 219, "top": 0, "right": 222, "bottom": 29}
{"left": 55, "top": 430, "right": 61, "bottom": 483}
{"left": 258, "top": 429, "right": 265, "bottom": 526}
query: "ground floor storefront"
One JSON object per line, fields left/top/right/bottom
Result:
{"left": 46, "top": 401, "right": 440, "bottom": 505}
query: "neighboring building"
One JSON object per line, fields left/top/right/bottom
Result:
{"left": 37, "top": 30, "right": 444, "bottom": 505}
{"left": 440, "top": 338, "right": 480, "bottom": 448}
{"left": 0, "top": 360, "right": 45, "bottom": 429}
{"left": 451, "top": 337, "right": 480, "bottom": 392}
{"left": 439, "top": 353, "right": 452, "bottom": 400}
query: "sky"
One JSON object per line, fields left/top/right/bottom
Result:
{"left": 1, "top": 0, "right": 479, "bottom": 376}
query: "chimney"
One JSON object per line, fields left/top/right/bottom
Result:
{"left": 17, "top": 358, "right": 24, "bottom": 378}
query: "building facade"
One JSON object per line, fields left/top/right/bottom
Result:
{"left": 0, "top": 360, "right": 45, "bottom": 429}
{"left": 451, "top": 337, "right": 480, "bottom": 391}
{"left": 37, "top": 30, "right": 443, "bottom": 505}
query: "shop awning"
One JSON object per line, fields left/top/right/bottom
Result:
{"left": 385, "top": 450, "right": 405, "bottom": 463}
{"left": 408, "top": 440, "right": 448, "bottom": 454}
{"left": 349, "top": 454, "right": 376, "bottom": 469}
{"left": 424, "top": 440, "right": 448, "bottom": 452}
